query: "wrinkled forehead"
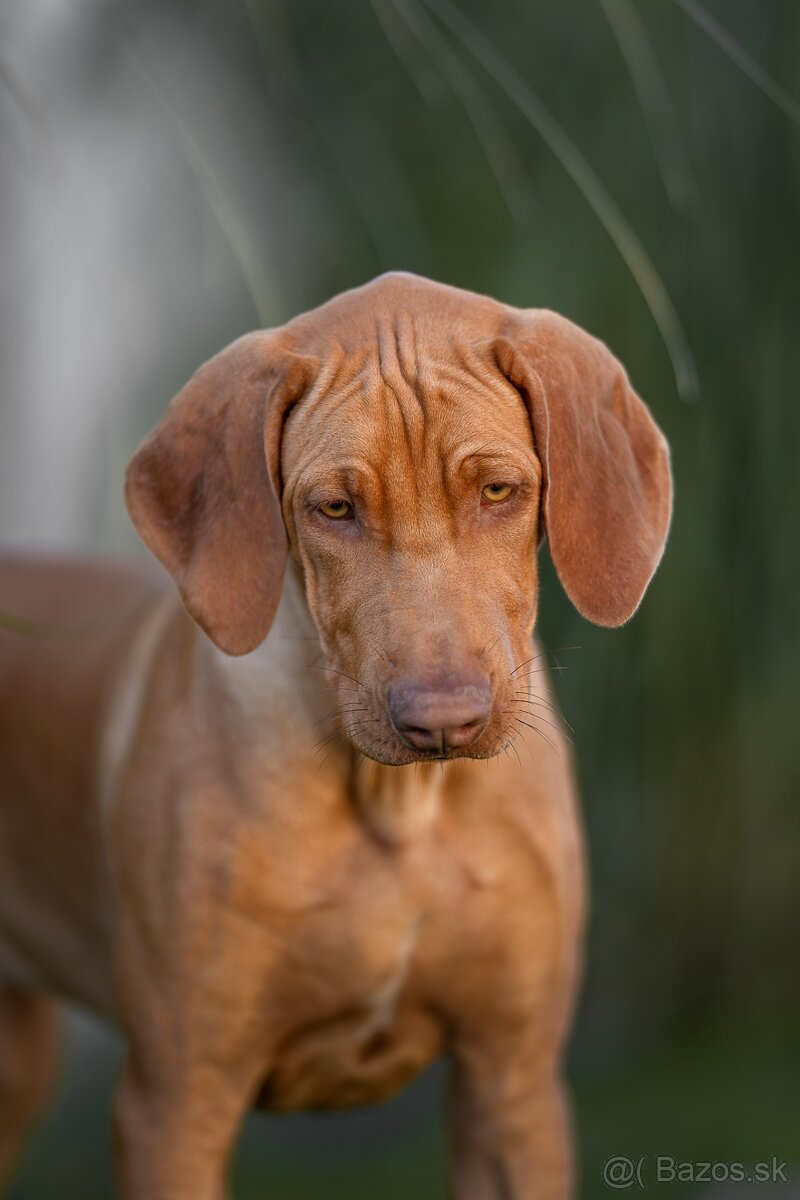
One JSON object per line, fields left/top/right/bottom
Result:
{"left": 281, "top": 347, "right": 536, "bottom": 490}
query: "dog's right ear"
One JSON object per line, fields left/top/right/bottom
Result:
{"left": 125, "top": 332, "right": 315, "bottom": 656}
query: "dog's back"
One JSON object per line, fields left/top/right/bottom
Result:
{"left": 0, "top": 554, "right": 163, "bottom": 1006}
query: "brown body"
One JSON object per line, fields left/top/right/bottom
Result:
{"left": 0, "top": 273, "right": 671, "bottom": 1199}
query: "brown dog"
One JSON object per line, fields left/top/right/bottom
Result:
{"left": 0, "top": 272, "right": 671, "bottom": 1199}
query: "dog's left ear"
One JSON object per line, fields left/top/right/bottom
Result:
{"left": 126, "top": 332, "right": 315, "bottom": 655}
{"left": 495, "top": 312, "right": 673, "bottom": 626}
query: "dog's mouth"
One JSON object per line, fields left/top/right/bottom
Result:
{"left": 342, "top": 704, "right": 508, "bottom": 768}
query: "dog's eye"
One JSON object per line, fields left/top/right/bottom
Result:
{"left": 319, "top": 499, "right": 353, "bottom": 520}
{"left": 481, "top": 482, "right": 512, "bottom": 504}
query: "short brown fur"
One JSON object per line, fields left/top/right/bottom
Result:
{"left": 0, "top": 272, "right": 671, "bottom": 1199}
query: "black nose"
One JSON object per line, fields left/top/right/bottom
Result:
{"left": 387, "top": 678, "right": 492, "bottom": 754}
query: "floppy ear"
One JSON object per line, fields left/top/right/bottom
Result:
{"left": 125, "top": 332, "right": 314, "bottom": 655}
{"left": 495, "top": 312, "right": 673, "bottom": 627}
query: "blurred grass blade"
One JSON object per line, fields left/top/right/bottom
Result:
{"left": 601, "top": 0, "right": 698, "bottom": 212}
{"left": 0, "top": 49, "right": 58, "bottom": 178}
{"left": 103, "top": 20, "right": 281, "bottom": 326}
{"left": 244, "top": 0, "right": 399, "bottom": 265}
{"left": 673, "top": 0, "right": 800, "bottom": 129}
{"left": 420, "top": 0, "right": 698, "bottom": 401}
{"left": 370, "top": 0, "right": 441, "bottom": 106}
{"left": 130, "top": 64, "right": 280, "bottom": 326}
{"left": 374, "top": 0, "right": 535, "bottom": 225}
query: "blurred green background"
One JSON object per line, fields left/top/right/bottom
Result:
{"left": 2, "top": 0, "right": 799, "bottom": 1195}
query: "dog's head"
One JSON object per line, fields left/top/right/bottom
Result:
{"left": 126, "top": 273, "right": 672, "bottom": 765}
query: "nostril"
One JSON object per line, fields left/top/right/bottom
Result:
{"left": 387, "top": 678, "right": 492, "bottom": 754}
{"left": 402, "top": 725, "right": 445, "bottom": 753}
{"left": 443, "top": 718, "right": 486, "bottom": 750}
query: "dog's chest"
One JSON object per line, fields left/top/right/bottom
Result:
{"left": 254, "top": 828, "right": 483, "bottom": 1112}
{"left": 260, "top": 916, "right": 441, "bottom": 1110}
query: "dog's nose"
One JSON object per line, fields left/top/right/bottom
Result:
{"left": 387, "top": 678, "right": 492, "bottom": 754}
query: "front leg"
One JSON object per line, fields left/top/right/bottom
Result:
{"left": 111, "top": 893, "right": 278, "bottom": 1200}
{"left": 115, "top": 1050, "right": 254, "bottom": 1200}
{"left": 444, "top": 875, "right": 583, "bottom": 1200}
{"left": 448, "top": 1038, "right": 573, "bottom": 1200}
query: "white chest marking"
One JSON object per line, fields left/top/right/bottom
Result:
{"left": 361, "top": 921, "right": 420, "bottom": 1038}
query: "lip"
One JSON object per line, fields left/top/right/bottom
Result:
{"left": 355, "top": 726, "right": 502, "bottom": 767}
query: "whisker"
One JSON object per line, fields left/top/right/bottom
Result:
{"left": 508, "top": 735, "right": 523, "bottom": 774}
{"left": 310, "top": 665, "right": 365, "bottom": 688}
{"left": 510, "top": 706, "right": 573, "bottom": 744}
{"left": 510, "top": 697, "right": 575, "bottom": 735}
{"left": 512, "top": 689, "right": 562, "bottom": 712}
{"left": 511, "top": 716, "right": 557, "bottom": 753}
{"left": 512, "top": 679, "right": 562, "bottom": 702}
{"left": 311, "top": 719, "right": 376, "bottom": 755}
{"left": 480, "top": 631, "right": 503, "bottom": 658}
{"left": 317, "top": 722, "right": 377, "bottom": 771}
{"left": 316, "top": 737, "right": 347, "bottom": 770}
{"left": 313, "top": 729, "right": 378, "bottom": 768}
{"left": 511, "top": 726, "right": 537, "bottom": 766}
{"left": 510, "top": 645, "right": 582, "bottom": 676}
{"left": 513, "top": 664, "right": 567, "bottom": 680}
{"left": 363, "top": 641, "right": 390, "bottom": 664}
{"left": 312, "top": 706, "right": 368, "bottom": 730}
{"left": 510, "top": 650, "right": 549, "bottom": 676}
{"left": 311, "top": 729, "right": 351, "bottom": 755}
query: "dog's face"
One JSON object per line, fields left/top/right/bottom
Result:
{"left": 281, "top": 352, "right": 542, "bottom": 764}
{"left": 126, "top": 273, "right": 672, "bottom": 765}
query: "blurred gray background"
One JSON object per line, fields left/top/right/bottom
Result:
{"left": 1, "top": 0, "right": 799, "bottom": 1196}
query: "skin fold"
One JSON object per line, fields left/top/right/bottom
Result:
{"left": 0, "top": 272, "right": 672, "bottom": 1199}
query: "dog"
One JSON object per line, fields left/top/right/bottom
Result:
{"left": 0, "top": 272, "right": 672, "bottom": 1199}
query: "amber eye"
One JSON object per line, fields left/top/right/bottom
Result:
{"left": 319, "top": 499, "right": 353, "bottom": 520}
{"left": 481, "top": 482, "right": 513, "bottom": 504}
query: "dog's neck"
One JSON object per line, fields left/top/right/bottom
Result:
{"left": 351, "top": 759, "right": 444, "bottom": 846}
